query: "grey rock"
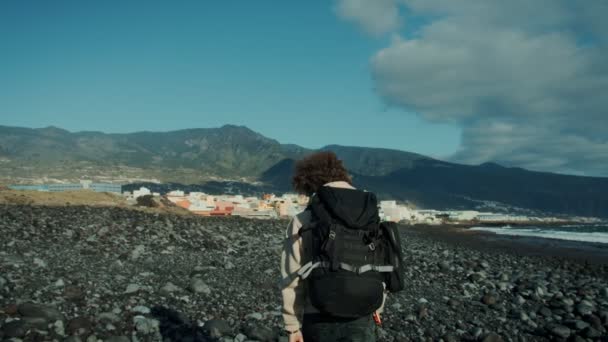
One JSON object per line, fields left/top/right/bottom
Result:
{"left": 190, "top": 278, "right": 211, "bottom": 295}
{"left": 471, "top": 327, "right": 483, "bottom": 339}
{"left": 131, "top": 305, "right": 151, "bottom": 314}
{"left": 21, "top": 316, "right": 49, "bottom": 329}
{"left": 438, "top": 261, "right": 451, "bottom": 271}
{"left": 404, "top": 314, "right": 417, "bottom": 322}
{"left": 203, "top": 319, "right": 232, "bottom": 338}
{"left": 539, "top": 306, "right": 553, "bottom": 318}
{"left": 535, "top": 286, "right": 545, "bottom": 297}
{"left": 124, "top": 283, "right": 140, "bottom": 294}
{"left": 565, "top": 319, "right": 590, "bottom": 331}
{"left": 245, "top": 312, "right": 263, "bottom": 320}
{"left": 520, "top": 311, "right": 531, "bottom": 321}
{"left": 33, "top": 257, "right": 47, "bottom": 267}
{"left": 482, "top": 333, "right": 503, "bottom": 342}
{"left": 98, "top": 312, "right": 121, "bottom": 323}
{"left": 576, "top": 301, "right": 594, "bottom": 316}
{"left": 133, "top": 315, "right": 160, "bottom": 335}
{"left": 97, "top": 226, "right": 110, "bottom": 236}
{"left": 549, "top": 325, "right": 571, "bottom": 339}
{"left": 54, "top": 320, "right": 66, "bottom": 336}
{"left": 497, "top": 282, "right": 509, "bottom": 291}
{"left": 160, "top": 282, "right": 181, "bottom": 294}
{"left": 244, "top": 324, "right": 277, "bottom": 342}
{"left": 442, "top": 333, "right": 458, "bottom": 342}
{"left": 130, "top": 245, "right": 145, "bottom": 260}
{"left": 18, "top": 302, "right": 64, "bottom": 322}
{"left": 562, "top": 298, "right": 575, "bottom": 307}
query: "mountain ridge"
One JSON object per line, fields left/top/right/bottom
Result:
{"left": 2, "top": 124, "right": 608, "bottom": 217}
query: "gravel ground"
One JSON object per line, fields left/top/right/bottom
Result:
{"left": 1, "top": 205, "right": 607, "bottom": 341}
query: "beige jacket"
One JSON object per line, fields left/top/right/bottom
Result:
{"left": 280, "top": 181, "right": 386, "bottom": 332}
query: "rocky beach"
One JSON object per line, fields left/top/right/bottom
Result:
{"left": 1, "top": 205, "right": 608, "bottom": 341}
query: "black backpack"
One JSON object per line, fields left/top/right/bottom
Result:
{"left": 297, "top": 188, "right": 404, "bottom": 318}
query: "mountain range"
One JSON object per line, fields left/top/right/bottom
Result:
{"left": 2, "top": 124, "right": 608, "bottom": 218}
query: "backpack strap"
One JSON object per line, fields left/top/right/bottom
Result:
{"left": 297, "top": 261, "right": 394, "bottom": 279}
{"left": 297, "top": 224, "right": 314, "bottom": 237}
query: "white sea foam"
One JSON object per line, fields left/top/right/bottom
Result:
{"left": 469, "top": 227, "right": 608, "bottom": 244}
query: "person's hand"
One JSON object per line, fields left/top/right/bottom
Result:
{"left": 288, "top": 330, "right": 304, "bottom": 342}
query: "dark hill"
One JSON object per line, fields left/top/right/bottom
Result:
{"left": 2, "top": 124, "right": 608, "bottom": 217}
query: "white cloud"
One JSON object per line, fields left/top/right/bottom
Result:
{"left": 336, "top": 0, "right": 608, "bottom": 176}
{"left": 334, "top": 0, "right": 402, "bottom": 35}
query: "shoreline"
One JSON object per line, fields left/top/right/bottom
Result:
{"left": 408, "top": 220, "right": 606, "bottom": 229}
{"left": 402, "top": 224, "right": 608, "bottom": 266}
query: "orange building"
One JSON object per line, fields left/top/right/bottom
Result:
{"left": 175, "top": 199, "right": 191, "bottom": 209}
{"left": 191, "top": 200, "right": 235, "bottom": 216}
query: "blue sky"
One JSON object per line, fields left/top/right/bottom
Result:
{"left": 2, "top": 1, "right": 607, "bottom": 176}
{"left": 0, "top": 1, "right": 460, "bottom": 160}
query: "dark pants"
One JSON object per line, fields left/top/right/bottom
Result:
{"left": 302, "top": 313, "right": 377, "bottom": 342}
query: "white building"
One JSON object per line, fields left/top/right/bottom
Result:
{"left": 477, "top": 214, "right": 513, "bottom": 222}
{"left": 189, "top": 199, "right": 216, "bottom": 211}
{"left": 167, "top": 190, "right": 185, "bottom": 197}
{"left": 447, "top": 210, "right": 481, "bottom": 221}
{"left": 133, "top": 187, "right": 151, "bottom": 199}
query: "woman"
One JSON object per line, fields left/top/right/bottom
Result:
{"left": 280, "top": 151, "right": 384, "bottom": 342}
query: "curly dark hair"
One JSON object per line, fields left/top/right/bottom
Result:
{"left": 292, "top": 151, "right": 352, "bottom": 195}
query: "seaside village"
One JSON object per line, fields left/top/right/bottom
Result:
{"left": 123, "top": 187, "right": 593, "bottom": 224}
{"left": 8, "top": 180, "right": 589, "bottom": 224}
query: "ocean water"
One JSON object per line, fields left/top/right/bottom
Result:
{"left": 469, "top": 224, "right": 608, "bottom": 244}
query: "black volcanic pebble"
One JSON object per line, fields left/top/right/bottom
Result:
{"left": 243, "top": 323, "right": 277, "bottom": 341}
{"left": 2, "top": 320, "right": 27, "bottom": 338}
{"left": 1, "top": 205, "right": 608, "bottom": 341}
{"left": 202, "top": 318, "right": 232, "bottom": 338}
{"left": 17, "top": 302, "right": 64, "bottom": 322}
{"left": 66, "top": 316, "right": 94, "bottom": 336}
{"left": 104, "top": 336, "right": 131, "bottom": 342}
{"left": 481, "top": 332, "right": 504, "bottom": 342}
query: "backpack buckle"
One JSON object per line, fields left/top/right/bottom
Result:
{"left": 329, "top": 230, "right": 336, "bottom": 240}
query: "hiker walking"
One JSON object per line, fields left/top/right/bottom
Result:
{"left": 280, "top": 152, "right": 403, "bottom": 342}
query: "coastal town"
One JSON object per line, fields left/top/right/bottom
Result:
{"left": 8, "top": 180, "right": 601, "bottom": 225}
